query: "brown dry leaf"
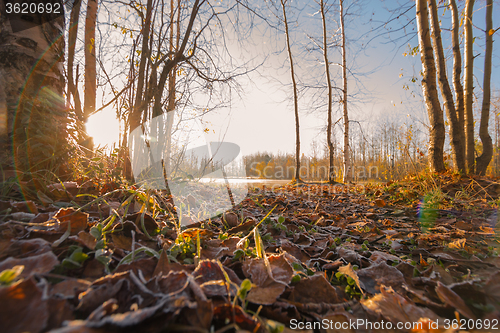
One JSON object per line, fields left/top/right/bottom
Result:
{"left": 374, "top": 199, "right": 386, "bottom": 207}
{"left": 110, "top": 233, "right": 133, "bottom": 251}
{"left": 47, "top": 297, "right": 75, "bottom": 330}
{"left": 0, "top": 250, "right": 59, "bottom": 278}
{"left": 289, "top": 274, "right": 341, "bottom": 304}
{"left": 213, "top": 304, "right": 267, "bottom": 333}
{"left": 227, "top": 218, "right": 257, "bottom": 234}
{"left": 113, "top": 258, "right": 157, "bottom": 281}
{"left": 10, "top": 200, "right": 38, "bottom": 213}
{"left": 153, "top": 246, "right": 188, "bottom": 277}
{"left": 455, "top": 221, "right": 473, "bottom": 231}
{"left": 51, "top": 279, "right": 92, "bottom": 299}
{"left": 280, "top": 239, "right": 311, "bottom": 262}
{"left": 435, "top": 281, "right": 477, "bottom": 319}
{"left": 125, "top": 212, "right": 159, "bottom": 235}
{"left": 0, "top": 238, "right": 52, "bottom": 260}
{"left": 338, "top": 263, "right": 365, "bottom": 295}
{"left": 356, "top": 261, "right": 406, "bottom": 294}
{"left": 53, "top": 207, "right": 89, "bottom": 235}
{"left": 337, "top": 247, "right": 362, "bottom": 264}
{"left": 179, "top": 227, "right": 215, "bottom": 241}
{"left": 48, "top": 321, "right": 109, "bottom": 333}
{"left": 75, "top": 231, "right": 97, "bottom": 250}
{"left": 484, "top": 272, "right": 500, "bottom": 311}
{"left": 192, "top": 260, "right": 240, "bottom": 297}
{"left": 369, "top": 250, "right": 400, "bottom": 263}
{"left": 242, "top": 257, "right": 288, "bottom": 304}
{"left": 0, "top": 277, "right": 49, "bottom": 333}
{"left": 361, "top": 285, "right": 442, "bottom": 324}
{"left": 76, "top": 272, "right": 130, "bottom": 315}
{"left": 47, "top": 182, "right": 79, "bottom": 200}
{"left": 98, "top": 201, "right": 123, "bottom": 217}
{"left": 268, "top": 254, "right": 294, "bottom": 285}
{"left": 82, "top": 259, "right": 107, "bottom": 279}
{"left": 223, "top": 211, "right": 239, "bottom": 227}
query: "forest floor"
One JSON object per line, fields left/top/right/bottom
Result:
{"left": 1, "top": 172, "right": 500, "bottom": 333}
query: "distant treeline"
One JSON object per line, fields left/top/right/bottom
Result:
{"left": 242, "top": 118, "right": 500, "bottom": 181}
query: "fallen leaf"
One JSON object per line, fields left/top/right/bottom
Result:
{"left": 448, "top": 238, "right": 466, "bottom": 249}
{"left": 0, "top": 251, "right": 59, "bottom": 279}
{"left": 0, "top": 278, "right": 49, "bottom": 333}
{"left": 338, "top": 263, "right": 365, "bottom": 295}
{"left": 361, "top": 285, "right": 442, "bottom": 324}
{"left": 435, "top": 281, "right": 477, "bottom": 319}
{"left": 213, "top": 304, "right": 267, "bottom": 333}
{"left": 51, "top": 279, "right": 92, "bottom": 299}
{"left": 242, "top": 257, "right": 288, "bottom": 304}
{"left": 53, "top": 207, "right": 89, "bottom": 235}
{"left": 356, "top": 261, "right": 406, "bottom": 294}
{"left": 223, "top": 211, "right": 239, "bottom": 227}
{"left": 484, "top": 272, "right": 500, "bottom": 311}
{"left": 289, "top": 274, "right": 341, "bottom": 304}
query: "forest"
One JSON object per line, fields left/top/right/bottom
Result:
{"left": 0, "top": 0, "right": 500, "bottom": 332}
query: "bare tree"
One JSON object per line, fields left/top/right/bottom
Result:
{"left": 415, "top": 0, "right": 445, "bottom": 172}
{"left": 67, "top": 0, "right": 83, "bottom": 116}
{"left": 340, "top": 0, "right": 351, "bottom": 181}
{"left": 449, "top": 0, "right": 466, "bottom": 172}
{"left": 428, "top": 0, "right": 465, "bottom": 173}
{"left": 319, "top": 0, "right": 335, "bottom": 184}
{"left": 475, "top": 0, "right": 494, "bottom": 175}
{"left": 83, "top": 0, "right": 99, "bottom": 151}
{"left": 280, "top": 0, "right": 301, "bottom": 182}
{"left": 464, "top": 0, "right": 475, "bottom": 173}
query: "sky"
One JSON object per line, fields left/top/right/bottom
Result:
{"left": 86, "top": 0, "right": 500, "bottom": 158}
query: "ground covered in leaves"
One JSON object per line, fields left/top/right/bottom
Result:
{"left": 1, "top": 173, "right": 500, "bottom": 333}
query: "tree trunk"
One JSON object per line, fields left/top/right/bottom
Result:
{"left": 340, "top": 0, "right": 350, "bottom": 182}
{"left": 428, "top": 0, "right": 465, "bottom": 173}
{"left": 83, "top": 0, "right": 98, "bottom": 151}
{"left": 449, "top": 0, "right": 466, "bottom": 172}
{"left": 280, "top": 0, "right": 301, "bottom": 182}
{"left": 476, "top": 0, "right": 493, "bottom": 175}
{"left": 320, "top": 0, "right": 335, "bottom": 184}
{"left": 67, "top": 0, "right": 82, "bottom": 116}
{"left": 464, "top": 0, "right": 475, "bottom": 173}
{"left": 0, "top": 0, "right": 68, "bottom": 177}
{"left": 130, "top": 0, "right": 153, "bottom": 132}
{"left": 164, "top": 0, "right": 181, "bottom": 181}
{"left": 416, "top": 0, "right": 446, "bottom": 172}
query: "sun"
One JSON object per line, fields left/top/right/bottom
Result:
{"left": 86, "top": 108, "right": 120, "bottom": 149}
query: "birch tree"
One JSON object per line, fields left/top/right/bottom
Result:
{"left": 463, "top": 0, "right": 475, "bottom": 173}
{"left": 280, "top": 0, "right": 301, "bottom": 182}
{"left": 415, "top": 0, "right": 446, "bottom": 172}
{"left": 319, "top": 0, "right": 335, "bottom": 183}
{"left": 428, "top": 0, "right": 465, "bottom": 172}
{"left": 340, "top": 0, "right": 351, "bottom": 181}
{"left": 476, "top": 0, "right": 494, "bottom": 175}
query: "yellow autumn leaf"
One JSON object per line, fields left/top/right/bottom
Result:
{"left": 489, "top": 29, "right": 495, "bottom": 36}
{"left": 448, "top": 238, "right": 466, "bottom": 249}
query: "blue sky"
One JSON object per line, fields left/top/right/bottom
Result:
{"left": 88, "top": 0, "right": 500, "bottom": 158}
